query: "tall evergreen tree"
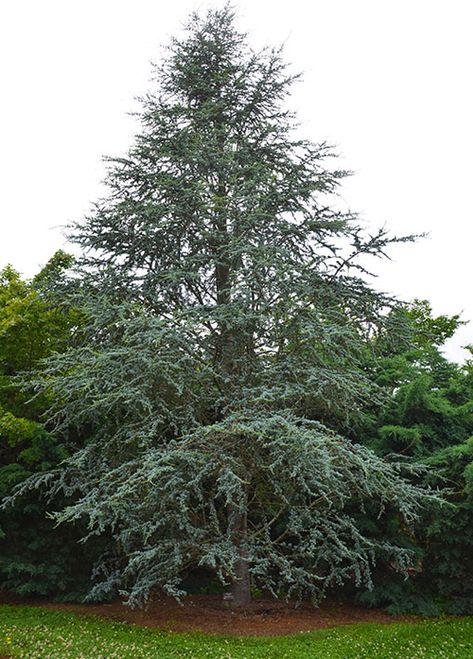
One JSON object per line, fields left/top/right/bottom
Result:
{"left": 8, "top": 7, "right": 440, "bottom": 607}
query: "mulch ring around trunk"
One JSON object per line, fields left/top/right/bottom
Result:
{"left": 0, "top": 592, "right": 416, "bottom": 636}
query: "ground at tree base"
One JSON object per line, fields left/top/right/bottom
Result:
{"left": 0, "top": 592, "right": 415, "bottom": 637}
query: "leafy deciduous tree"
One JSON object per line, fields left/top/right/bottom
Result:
{"left": 0, "top": 255, "right": 100, "bottom": 599}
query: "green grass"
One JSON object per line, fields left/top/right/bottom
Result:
{"left": 0, "top": 605, "right": 472, "bottom": 658}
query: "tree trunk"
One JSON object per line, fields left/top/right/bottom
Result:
{"left": 213, "top": 152, "right": 251, "bottom": 607}
{"left": 228, "top": 505, "right": 251, "bottom": 607}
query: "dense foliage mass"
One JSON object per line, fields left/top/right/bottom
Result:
{"left": 0, "top": 254, "right": 102, "bottom": 599}
{"left": 1, "top": 7, "right": 471, "bottom": 615}
{"left": 353, "top": 302, "right": 473, "bottom": 614}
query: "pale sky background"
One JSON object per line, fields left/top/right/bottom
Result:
{"left": 1, "top": 0, "right": 471, "bottom": 361}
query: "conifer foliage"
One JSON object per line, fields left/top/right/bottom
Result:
{"left": 12, "top": 7, "right": 439, "bottom": 607}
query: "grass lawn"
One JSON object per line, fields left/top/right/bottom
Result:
{"left": 1, "top": 605, "right": 472, "bottom": 658}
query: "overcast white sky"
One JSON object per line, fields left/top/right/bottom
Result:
{"left": 1, "top": 0, "right": 471, "bottom": 361}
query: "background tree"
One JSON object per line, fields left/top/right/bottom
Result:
{"left": 354, "top": 304, "right": 473, "bottom": 614}
{"left": 8, "top": 7, "right": 440, "bottom": 608}
{"left": 0, "top": 255, "right": 102, "bottom": 600}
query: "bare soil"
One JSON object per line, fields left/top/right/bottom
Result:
{"left": 0, "top": 592, "right": 415, "bottom": 636}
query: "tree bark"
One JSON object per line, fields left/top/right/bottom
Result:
{"left": 228, "top": 505, "right": 251, "bottom": 607}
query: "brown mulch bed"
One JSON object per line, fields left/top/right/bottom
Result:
{"left": 0, "top": 592, "right": 416, "bottom": 636}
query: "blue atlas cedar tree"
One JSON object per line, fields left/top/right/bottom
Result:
{"left": 6, "top": 6, "right": 441, "bottom": 607}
